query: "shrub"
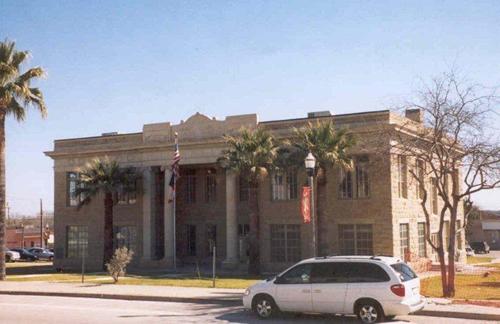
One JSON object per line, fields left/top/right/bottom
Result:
{"left": 106, "top": 247, "right": 134, "bottom": 283}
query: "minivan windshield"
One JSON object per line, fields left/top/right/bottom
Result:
{"left": 391, "top": 263, "right": 417, "bottom": 282}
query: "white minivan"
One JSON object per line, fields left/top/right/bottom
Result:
{"left": 243, "top": 256, "right": 425, "bottom": 323}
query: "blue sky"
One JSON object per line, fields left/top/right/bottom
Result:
{"left": 1, "top": 0, "right": 499, "bottom": 215}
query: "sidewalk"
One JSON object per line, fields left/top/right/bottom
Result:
{"left": 0, "top": 281, "right": 499, "bottom": 321}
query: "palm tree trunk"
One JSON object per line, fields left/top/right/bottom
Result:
{"left": 0, "top": 113, "right": 6, "bottom": 280}
{"left": 103, "top": 193, "right": 114, "bottom": 269}
{"left": 248, "top": 183, "right": 260, "bottom": 275}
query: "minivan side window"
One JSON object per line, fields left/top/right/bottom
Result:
{"left": 311, "top": 262, "right": 350, "bottom": 283}
{"left": 278, "top": 263, "right": 312, "bottom": 284}
{"left": 349, "top": 262, "right": 390, "bottom": 283}
{"left": 391, "top": 263, "right": 417, "bottom": 282}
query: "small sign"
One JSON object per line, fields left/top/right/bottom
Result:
{"left": 301, "top": 186, "right": 311, "bottom": 224}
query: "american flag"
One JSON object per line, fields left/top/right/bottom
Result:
{"left": 169, "top": 132, "right": 180, "bottom": 191}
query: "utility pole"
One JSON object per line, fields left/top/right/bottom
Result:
{"left": 40, "top": 199, "right": 43, "bottom": 248}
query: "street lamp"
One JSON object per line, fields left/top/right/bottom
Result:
{"left": 304, "top": 152, "right": 317, "bottom": 257}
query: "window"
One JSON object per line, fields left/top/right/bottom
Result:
{"left": 67, "top": 172, "right": 80, "bottom": 207}
{"left": 238, "top": 224, "right": 249, "bottom": 237}
{"left": 239, "top": 176, "right": 249, "bottom": 202}
{"left": 66, "top": 225, "right": 88, "bottom": 258}
{"left": 113, "top": 226, "right": 137, "bottom": 253}
{"left": 271, "top": 170, "right": 298, "bottom": 201}
{"left": 391, "top": 263, "right": 418, "bottom": 282}
{"left": 339, "top": 168, "right": 353, "bottom": 199}
{"left": 349, "top": 263, "right": 390, "bottom": 282}
{"left": 117, "top": 181, "right": 137, "bottom": 205}
{"left": 310, "top": 262, "right": 350, "bottom": 283}
{"left": 399, "top": 223, "right": 409, "bottom": 258}
{"left": 278, "top": 263, "right": 312, "bottom": 284}
{"left": 205, "top": 169, "right": 217, "bottom": 203}
{"left": 186, "top": 225, "right": 196, "bottom": 256}
{"left": 415, "top": 160, "right": 425, "bottom": 200}
{"left": 270, "top": 224, "right": 301, "bottom": 263}
{"left": 185, "top": 169, "right": 196, "bottom": 204}
{"left": 206, "top": 224, "right": 217, "bottom": 255}
{"left": 338, "top": 224, "right": 373, "bottom": 255}
{"left": 431, "top": 177, "right": 438, "bottom": 214}
{"left": 398, "top": 155, "right": 408, "bottom": 198}
{"left": 339, "top": 156, "right": 370, "bottom": 199}
{"left": 418, "top": 222, "right": 426, "bottom": 257}
{"left": 355, "top": 156, "right": 370, "bottom": 198}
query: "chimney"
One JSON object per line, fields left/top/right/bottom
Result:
{"left": 307, "top": 111, "right": 331, "bottom": 118}
{"left": 405, "top": 108, "right": 423, "bottom": 123}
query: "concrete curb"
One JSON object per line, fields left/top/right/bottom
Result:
{"left": 415, "top": 309, "right": 500, "bottom": 321}
{"left": 1, "top": 290, "right": 498, "bottom": 321}
{"left": 0, "top": 290, "right": 241, "bottom": 306}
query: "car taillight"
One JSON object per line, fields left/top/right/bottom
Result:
{"left": 391, "top": 284, "right": 405, "bottom": 297}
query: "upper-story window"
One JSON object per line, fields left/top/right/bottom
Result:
{"left": 339, "top": 155, "right": 370, "bottom": 200}
{"left": 117, "top": 180, "right": 137, "bottom": 205}
{"left": 205, "top": 168, "right": 217, "bottom": 203}
{"left": 271, "top": 169, "right": 298, "bottom": 201}
{"left": 185, "top": 169, "right": 196, "bottom": 204}
{"left": 415, "top": 159, "right": 425, "bottom": 200}
{"left": 397, "top": 155, "right": 408, "bottom": 198}
{"left": 239, "top": 176, "right": 249, "bottom": 202}
{"left": 67, "top": 172, "right": 80, "bottom": 207}
{"left": 355, "top": 155, "right": 370, "bottom": 198}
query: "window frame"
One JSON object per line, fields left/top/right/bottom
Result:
{"left": 271, "top": 169, "right": 298, "bottom": 201}
{"left": 338, "top": 155, "right": 370, "bottom": 200}
{"left": 398, "top": 155, "right": 408, "bottom": 199}
{"left": 417, "top": 222, "right": 426, "bottom": 258}
{"left": 338, "top": 224, "right": 374, "bottom": 255}
{"left": 185, "top": 169, "right": 197, "bottom": 204}
{"left": 270, "top": 224, "right": 301, "bottom": 263}
{"left": 399, "top": 223, "right": 410, "bottom": 258}
{"left": 66, "top": 225, "right": 88, "bottom": 258}
{"left": 205, "top": 169, "right": 217, "bottom": 203}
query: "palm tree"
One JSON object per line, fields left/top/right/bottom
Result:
{"left": 219, "top": 128, "right": 278, "bottom": 275}
{"left": 0, "top": 40, "right": 47, "bottom": 280}
{"left": 76, "top": 158, "right": 138, "bottom": 268}
{"left": 293, "top": 121, "right": 355, "bottom": 255}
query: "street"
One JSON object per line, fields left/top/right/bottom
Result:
{"left": 0, "top": 295, "right": 494, "bottom": 324}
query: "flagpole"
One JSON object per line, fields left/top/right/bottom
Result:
{"left": 173, "top": 133, "right": 177, "bottom": 272}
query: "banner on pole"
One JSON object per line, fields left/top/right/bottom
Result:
{"left": 301, "top": 186, "right": 311, "bottom": 224}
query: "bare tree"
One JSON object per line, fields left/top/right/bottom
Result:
{"left": 393, "top": 71, "right": 499, "bottom": 297}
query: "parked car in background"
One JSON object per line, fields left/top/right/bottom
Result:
{"left": 27, "top": 247, "right": 54, "bottom": 261}
{"left": 3, "top": 248, "right": 21, "bottom": 262}
{"left": 243, "top": 256, "right": 425, "bottom": 323}
{"left": 470, "top": 241, "right": 490, "bottom": 254}
{"left": 465, "top": 247, "right": 475, "bottom": 257}
{"left": 10, "top": 248, "right": 39, "bottom": 262}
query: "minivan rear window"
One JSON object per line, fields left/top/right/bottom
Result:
{"left": 391, "top": 263, "right": 417, "bottom": 282}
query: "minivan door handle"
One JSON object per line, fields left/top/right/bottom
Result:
{"left": 313, "top": 289, "right": 321, "bottom": 293}
{"left": 301, "top": 289, "right": 311, "bottom": 293}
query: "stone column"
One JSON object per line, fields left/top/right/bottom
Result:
{"left": 222, "top": 170, "right": 239, "bottom": 269}
{"left": 163, "top": 168, "right": 175, "bottom": 267}
{"left": 142, "top": 167, "right": 153, "bottom": 261}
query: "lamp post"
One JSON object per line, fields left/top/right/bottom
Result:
{"left": 304, "top": 152, "right": 317, "bottom": 257}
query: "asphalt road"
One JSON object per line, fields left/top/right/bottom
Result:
{"left": 0, "top": 295, "right": 494, "bottom": 324}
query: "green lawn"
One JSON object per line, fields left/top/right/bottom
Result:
{"left": 467, "top": 256, "right": 494, "bottom": 264}
{"left": 7, "top": 273, "right": 260, "bottom": 289}
{"left": 421, "top": 272, "right": 500, "bottom": 300}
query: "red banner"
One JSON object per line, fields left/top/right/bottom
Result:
{"left": 301, "top": 186, "right": 311, "bottom": 224}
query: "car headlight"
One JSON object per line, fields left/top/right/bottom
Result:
{"left": 243, "top": 288, "right": 251, "bottom": 296}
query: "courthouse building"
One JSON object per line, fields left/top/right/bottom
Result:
{"left": 45, "top": 109, "right": 465, "bottom": 272}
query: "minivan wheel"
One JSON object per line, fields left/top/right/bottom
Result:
{"left": 356, "top": 301, "right": 384, "bottom": 323}
{"left": 252, "top": 295, "right": 277, "bottom": 319}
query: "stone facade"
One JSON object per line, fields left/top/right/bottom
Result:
{"left": 45, "top": 110, "right": 466, "bottom": 272}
